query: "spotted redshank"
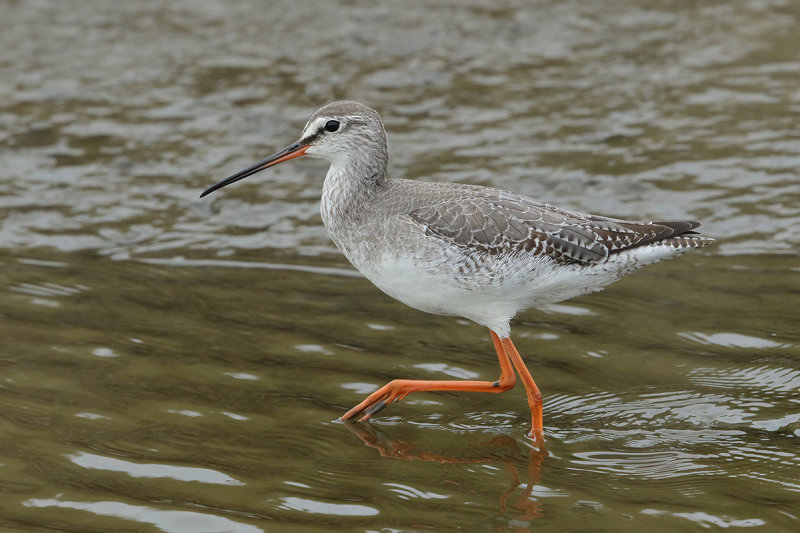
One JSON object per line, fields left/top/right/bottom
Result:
{"left": 201, "top": 101, "right": 713, "bottom": 442}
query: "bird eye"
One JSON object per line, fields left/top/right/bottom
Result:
{"left": 324, "top": 120, "right": 340, "bottom": 133}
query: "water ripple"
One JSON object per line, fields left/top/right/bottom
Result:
{"left": 570, "top": 450, "right": 719, "bottom": 480}
{"left": 23, "top": 498, "right": 263, "bottom": 533}
{"left": 689, "top": 365, "right": 800, "bottom": 395}
{"left": 276, "top": 497, "right": 379, "bottom": 517}
{"left": 67, "top": 451, "right": 245, "bottom": 485}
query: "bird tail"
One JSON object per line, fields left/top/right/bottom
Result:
{"left": 652, "top": 221, "right": 714, "bottom": 248}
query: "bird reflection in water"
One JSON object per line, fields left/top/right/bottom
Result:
{"left": 342, "top": 422, "right": 547, "bottom": 527}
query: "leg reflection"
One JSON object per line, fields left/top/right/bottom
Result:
{"left": 342, "top": 422, "right": 548, "bottom": 526}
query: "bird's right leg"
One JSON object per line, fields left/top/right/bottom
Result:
{"left": 499, "top": 336, "right": 544, "bottom": 444}
{"left": 340, "top": 330, "right": 516, "bottom": 421}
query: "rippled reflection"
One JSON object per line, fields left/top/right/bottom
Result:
{"left": 344, "top": 423, "right": 546, "bottom": 528}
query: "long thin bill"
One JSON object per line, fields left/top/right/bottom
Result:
{"left": 200, "top": 142, "right": 308, "bottom": 198}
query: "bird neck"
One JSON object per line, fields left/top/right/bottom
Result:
{"left": 320, "top": 159, "right": 387, "bottom": 232}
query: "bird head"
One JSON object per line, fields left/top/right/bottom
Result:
{"left": 201, "top": 101, "right": 387, "bottom": 198}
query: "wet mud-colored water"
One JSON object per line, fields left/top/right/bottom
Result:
{"left": 1, "top": 1, "right": 799, "bottom": 531}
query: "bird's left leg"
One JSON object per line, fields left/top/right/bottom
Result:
{"left": 340, "top": 330, "right": 516, "bottom": 421}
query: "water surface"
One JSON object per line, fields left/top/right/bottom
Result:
{"left": 1, "top": 1, "right": 799, "bottom": 531}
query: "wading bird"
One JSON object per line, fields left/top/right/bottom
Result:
{"left": 201, "top": 101, "right": 713, "bottom": 443}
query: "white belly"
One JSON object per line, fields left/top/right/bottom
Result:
{"left": 348, "top": 242, "right": 692, "bottom": 339}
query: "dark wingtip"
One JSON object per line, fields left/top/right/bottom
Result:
{"left": 653, "top": 220, "right": 703, "bottom": 237}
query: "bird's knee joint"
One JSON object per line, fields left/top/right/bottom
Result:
{"left": 493, "top": 378, "right": 515, "bottom": 392}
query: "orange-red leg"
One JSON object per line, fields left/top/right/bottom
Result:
{"left": 341, "top": 330, "right": 516, "bottom": 421}
{"left": 500, "top": 337, "right": 544, "bottom": 444}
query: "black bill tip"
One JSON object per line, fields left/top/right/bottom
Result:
{"left": 200, "top": 142, "right": 308, "bottom": 198}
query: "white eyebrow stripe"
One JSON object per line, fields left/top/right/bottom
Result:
{"left": 303, "top": 117, "right": 329, "bottom": 137}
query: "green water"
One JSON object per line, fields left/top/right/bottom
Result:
{"left": 1, "top": 1, "right": 799, "bottom": 531}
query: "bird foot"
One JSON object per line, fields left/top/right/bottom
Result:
{"left": 340, "top": 380, "right": 411, "bottom": 421}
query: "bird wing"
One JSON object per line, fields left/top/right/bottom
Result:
{"left": 408, "top": 190, "right": 700, "bottom": 265}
